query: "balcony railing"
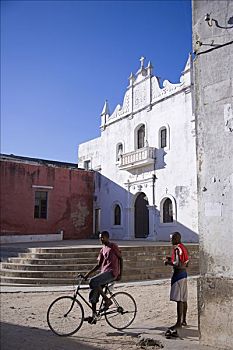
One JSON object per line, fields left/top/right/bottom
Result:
{"left": 118, "top": 146, "right": 155, "bottom": 170}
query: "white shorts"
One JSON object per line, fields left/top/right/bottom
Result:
{"left": 170, "top": 272, "right": 188, "bottom": 302}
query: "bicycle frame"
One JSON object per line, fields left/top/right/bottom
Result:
{"left": 69, "top": 280, "right": 115, "bottom": 318}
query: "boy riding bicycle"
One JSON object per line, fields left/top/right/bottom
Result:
{"left": 84, "top": 230, "right": 123, "bottom": 323}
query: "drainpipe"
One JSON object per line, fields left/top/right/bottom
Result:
{"left": 152, "top": 174, "right": 156, "bottom": 205}
{"left": 152, "top": 148, "right": 157, "bottom": 206}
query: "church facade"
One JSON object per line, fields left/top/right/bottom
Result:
{"left": 78, "top": 57, "right": 198, "bottom": 242}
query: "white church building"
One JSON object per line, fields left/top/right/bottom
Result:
{"left": 78, "top": 57, "right": 198, "bottom": 242}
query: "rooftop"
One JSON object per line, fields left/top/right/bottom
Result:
{"left": 0, "top": 153, "right": 79, "bottom": 169}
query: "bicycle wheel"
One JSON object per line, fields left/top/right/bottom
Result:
{"left": 47, "top": 296, "right": 84, "bottom": 336}
{"left": 105, "top": 291, "right": 137, "bottom": 330}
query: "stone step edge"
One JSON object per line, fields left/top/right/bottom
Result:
{"left": 0, "top": 275, "right": 177, "bottom": 284}
{"left": 0, "top": 267, "right": 180, "bottom": 274}
{"left": 1, "top": 259, "right": 199, "bottom": 266}
{"left": 0, "top": 274, "right": 200, "bottom": 287}
{"left": 0, "top": 264, "right": 199, "bottom": 270}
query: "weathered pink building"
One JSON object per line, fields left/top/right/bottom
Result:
{"left": 0, "top": 154, "right": 94, "bottom": 242}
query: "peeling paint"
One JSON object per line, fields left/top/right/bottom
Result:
{"left": 71, "top": 203, "right": 89, "bottom": 228}
{"left": 224, "top": 103, "right": 233, "bottom": 132}
{"left": 175, "top": 186, "right": 190, "bottom": 207}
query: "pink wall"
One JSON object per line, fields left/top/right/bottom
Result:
{"left": 0, "top": 159, "right": 94, "bottom": 239}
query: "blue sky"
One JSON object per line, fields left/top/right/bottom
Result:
{"left": 1, "top": 0, "right": 192, "bottom": 163}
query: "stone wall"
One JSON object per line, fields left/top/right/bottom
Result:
{"left": 192, "top": 1, "right": 233, "bottom": 348}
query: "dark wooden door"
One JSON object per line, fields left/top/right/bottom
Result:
{"left": 134, "top": 192, "right": 149, "bottom": 238}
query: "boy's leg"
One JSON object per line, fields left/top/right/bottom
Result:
{"left": 176, "top": 301, "right": 183, "bottom": 328}
{"left": 89, "top": 287, "right": 100, "bottom": 313}
{"left": 91, "top": 302, "right": 97, "bottom": 316}
{"left": 89, "top": 272, "right": 114, "bottom": 307}
{"left": 182, "top": 301, "right": 188, "bottom": 325}
{"left": 97, "top": 286, "right": 110, "bottom": 301}
{"left": 168, "top": 301, "right": 183, "bottom": 330}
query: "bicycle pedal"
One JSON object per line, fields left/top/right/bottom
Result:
{"left": 84, "top": 316, "right": 97, "bottom": 324}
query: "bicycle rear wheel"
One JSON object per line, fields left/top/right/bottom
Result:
{"left": 105, "top": 291, "right": 137, "bottom": 330}
{"left": 47, "top": 296, "right": 84, "bottom": 336}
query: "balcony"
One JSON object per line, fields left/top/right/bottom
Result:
{"left": 118, "top": 146, "right": 155, "bottom": 170}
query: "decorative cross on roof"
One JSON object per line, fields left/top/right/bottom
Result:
{"left": 140, "top": 56, "right": 145, "bottom": 69}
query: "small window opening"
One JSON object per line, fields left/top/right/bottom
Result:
{"left": 160, "top": 128, "right": 167, "bottom": 148}
{"left": 163, "top": 198, "right": 173, "bottom": 223}
{"left": 137, "top": 125, "right": 145, "bottom": 149}
{"left": 34, "top": 191, "right": 48, "bottom": 219}
{"left": 114, "top": 204, "right": 121, "bottom": 225}
{"left": 116, "top": 143, "right": 123, "bottom": 161}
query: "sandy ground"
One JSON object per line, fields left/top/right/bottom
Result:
{"left": 1, "top": 278, "right": 215, "bottom": 350}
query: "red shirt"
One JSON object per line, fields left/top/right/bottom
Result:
{"left": 98, "top": 242, "right": 121, "bottom": 278}
{"left": 171, "top": 243, "right": 189, "bottom": 265}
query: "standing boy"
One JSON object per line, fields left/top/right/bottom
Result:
{"left": 164, "top": 232, "right": 189, "bottom": 336}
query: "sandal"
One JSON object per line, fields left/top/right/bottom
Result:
{"left": 165, "top": 328, "right": 178, "bottom": 338}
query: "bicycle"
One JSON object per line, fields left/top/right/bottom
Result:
{"left": 47, "top": 273, "right": 137, "bottom": 336}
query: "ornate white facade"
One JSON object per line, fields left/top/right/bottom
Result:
{"left": 78, "top": 57, "right": 198, "bottom": 242}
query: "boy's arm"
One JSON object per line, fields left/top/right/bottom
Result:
{"left": 172, "top": 248, "right": 181, "bottom": 267}
{"left": 84, "top": 263, "right": 101, "bottom": 280}
{"left": 164, "top": 249, "right": 180, "bottom": 267}
{"left": 164, "top": 256, "right": 173, "bottom": 266}
{"left": 84, "top": 252, "right": 103, "bottom": 279}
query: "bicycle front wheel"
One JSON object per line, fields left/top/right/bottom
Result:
{"left": 47, "top": 296, "right": 84, "bottom": 336}
{"left": 105, "top": 291, "right": 137, "bottom": 330}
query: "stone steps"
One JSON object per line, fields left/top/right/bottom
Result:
{"left": 0, "top": 244, "right": 199, "bottom": 285}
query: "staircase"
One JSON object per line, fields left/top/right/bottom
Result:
{"left": 0, "top": 244, "right": 199, "bottom": 285}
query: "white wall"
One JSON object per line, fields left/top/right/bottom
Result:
{"left": 78, "top": 57, "right": 198, "bottom": 242}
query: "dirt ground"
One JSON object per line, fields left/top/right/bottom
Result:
{"left": 0, "top": 278, "right": 204, "bottom": 350}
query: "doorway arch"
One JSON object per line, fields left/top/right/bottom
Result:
{"left": 134, "top": 192, "right": 149, "bottom": 238}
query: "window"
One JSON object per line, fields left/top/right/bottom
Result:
{"left": 84, "top": 160, "right": 91, "bottom": 170}
{"left": 34, "top": 191, "right": 48, "bottom": 219}
{"left": 137, "top": 125, "right": 145, "bottom": 149}
{"left": 163, "top": 198, "right": 173, "bottom": 223}
{"left": 116, "top": 143, "right": 123, "bottom": 161}
{"left": 114, "top": 204, "right": 121, "bottom": 225}
{"left": 160, "top": 127, "right": 167, "bottom": 148}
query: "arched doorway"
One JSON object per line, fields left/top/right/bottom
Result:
{"left": 134, "top": 192, "right": 149, "bottom": 238}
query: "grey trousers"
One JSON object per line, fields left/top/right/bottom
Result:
{"left": 89, "top": 271, "right": 115, "bottom": 304}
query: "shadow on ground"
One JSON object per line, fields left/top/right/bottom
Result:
{"left": 1, "top": 322, "right": 99, "bottom": 350}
